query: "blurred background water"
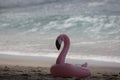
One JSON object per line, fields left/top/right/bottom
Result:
{"left": 0, "top": 0, "right": 120, "bottom": 66}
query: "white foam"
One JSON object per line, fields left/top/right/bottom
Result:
{"left": 43, "top": 21, "right": 57, "bottom": 30}
{"left": 21, "top": 27, "right": 38, "bottom": 34}
{"left": 68, "top": 54, "right": 120, "bottom": 63}
{"left": 1, "top": 23, "right": 10, "bottom": 27}
{"left": 43, "top": 19, "right": 75, "bottom": 30}
{"left": 88, "top": 1, "right": 106, "bottom": 7}
{"left": 73, "top": 40, "right": 120, "bottom": 45}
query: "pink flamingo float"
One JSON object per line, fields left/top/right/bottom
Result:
{"left": 50, "top": 34, "right": 91, "bottom": 78}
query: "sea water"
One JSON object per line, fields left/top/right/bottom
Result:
{"left": 0, "top": 0, "right": 120, "bottom": 66}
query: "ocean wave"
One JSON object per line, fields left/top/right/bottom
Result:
{"left": 0, "top": 15, "right": 120, "bottom": 40}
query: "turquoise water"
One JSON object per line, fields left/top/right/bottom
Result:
{"left": 0, "top": 0, "right": 120, "bottom": 66}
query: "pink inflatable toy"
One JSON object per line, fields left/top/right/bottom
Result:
{"left": 50, "top": 34, "right": 91, "bottom": 78}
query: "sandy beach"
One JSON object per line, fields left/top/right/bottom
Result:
{"left": 0, "top": 64, "right": 120, "bottom": 80}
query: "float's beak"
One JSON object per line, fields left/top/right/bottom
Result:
{"left": 56, "top": 39, "right": 61, "bottom": 50}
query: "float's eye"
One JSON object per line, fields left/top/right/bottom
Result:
{"left": 56, "top": 39, "right": 61, "bottom": 50}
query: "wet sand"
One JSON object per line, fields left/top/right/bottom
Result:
{"left": 0, "top": 64, "right": 120, "bottom": 80}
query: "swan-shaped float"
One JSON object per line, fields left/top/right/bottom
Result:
{"left": 50, "top": 34, "right": 91, "bottom": 78}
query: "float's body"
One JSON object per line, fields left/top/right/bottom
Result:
{"left": 51, "top": 63, "right": 91, "bottom": 78}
